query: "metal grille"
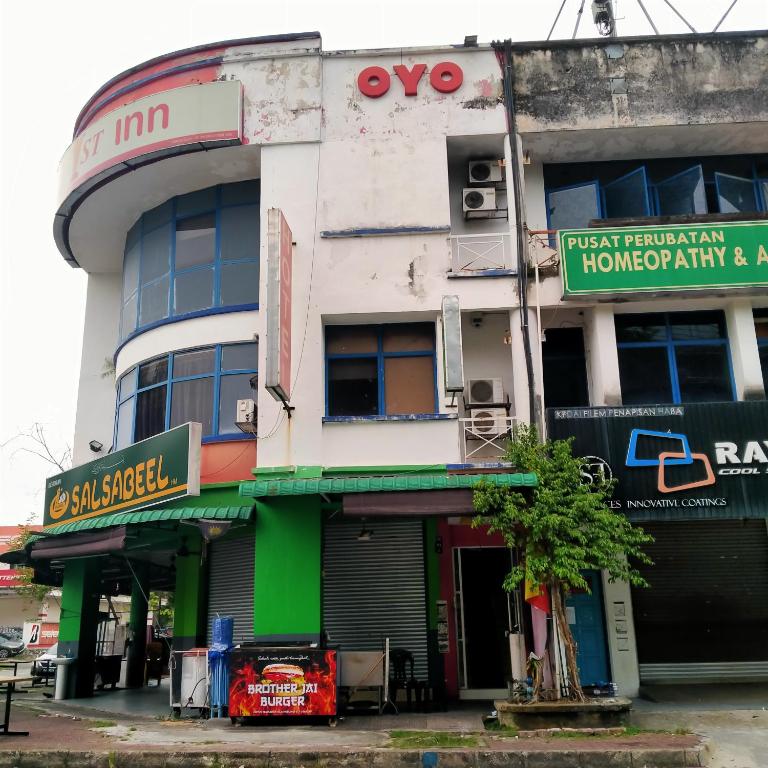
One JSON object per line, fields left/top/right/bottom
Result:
{"left": 207, "top": 533, "right": 255, "bottom": 644}
{"left": 633, "top": 520, "right": 768, "bottom": 678}
{"left": 323, "top": 518, "right": 428, "bottom": 679}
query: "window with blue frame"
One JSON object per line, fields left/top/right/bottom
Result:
{"left": 615, "top": 312, "right": 735, "bottom": 405}
{"left": 325, "top": 324, "right": 437, "bottom": 418}
{"left": 114, "top": 342, "right": 258, "bottom": 449}
{"left": 545, "top": 155, "right": 768, "bottom": 233}
{"left": 120, "top": 181, "right": 260, "bottom": 341}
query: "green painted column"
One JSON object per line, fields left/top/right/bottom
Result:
{"left": 58, "top": 558, "right": 102, "bottom": 698}
{"left": 253, "top": 496, "right": 321, "bottom": 641}
{"left": 126, "top": 561, "right": 150, "bottom": 688}
{"left": 171, "top": 540, "right": 206, "bottom": 706}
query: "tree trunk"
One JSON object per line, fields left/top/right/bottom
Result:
{"left": 550, "top": 581, "right": 585, "bottom": 702}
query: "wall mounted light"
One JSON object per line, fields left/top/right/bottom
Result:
{"left": 357, "top": 524, "right": 373, "bottom": 542}
{"left": 89, "top": 440, "right": 104, "bottom": 453}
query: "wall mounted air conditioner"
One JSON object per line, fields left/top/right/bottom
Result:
{"left": 236, "top": 398, "right": 257, "bottom": 434}
{"left": 469, "top": 409, "right": 509, "bottom": 437}
{"left": 466, "top": 377, "right": 504, "bottom": 405}
{"left": 469, "top": 159, "right": 503, "bottom": 184}
{"left": 463, "top": 187, "right": 497, "bottom": 213}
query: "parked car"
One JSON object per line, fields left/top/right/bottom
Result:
{"left": 31, "top": 643, "right": 58, "bottom": 681}
{"left": 0, "top": 633, "right": 25, "bottom": 659}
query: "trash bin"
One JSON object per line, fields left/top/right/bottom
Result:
{"left": 52, "top": 657, "right": 76, "bottom": 700}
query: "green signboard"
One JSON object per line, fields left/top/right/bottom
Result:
{"left": 43, "top": 423, "right": 201, "bottom": 530}
{"left": 559, "top": 220, "right": 768, "bottom": 296}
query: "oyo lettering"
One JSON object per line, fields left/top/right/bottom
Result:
{"left": 358, "top": 62, "right": 463, "bottom": 98}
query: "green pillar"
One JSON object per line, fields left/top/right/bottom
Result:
{"left": 171, "top": 540, "right": 206, "bottom": 706}
{"left": 126, "top": 561, "right": 150, "bottom": 688}
{"left": 253, "top": 496, "right": 321, "bottom": 641}
{"left": 58, "top": 558, "right": 102, "bottom": 698}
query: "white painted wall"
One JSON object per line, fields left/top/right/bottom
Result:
{"left": 602, "top": 571, "right": 640, "bottom": 698}
{"left": 584, "top": 305, "right": 622, "bottom": 407}
{"left": 725, "top": 299, "right": 765, "bottom": 401}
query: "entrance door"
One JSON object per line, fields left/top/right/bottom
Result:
{"left": 454, "top": 548, "right": 518, "bottom": 694}
{"left": 566, "top": 570, "right": 610, "bottom": 685}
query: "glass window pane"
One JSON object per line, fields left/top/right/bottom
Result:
{"left": 121, "top": 294, "right": 138, "bottom": 340}
{"left": 123, "top": 243, "right": 140, "bottom": 300}
{"left": 170, "top": 378, "right": 214, "bottom": 434}
{"left": 220, "top": 262, "right": 259, "bottom": 306}
{"left": 118, "top": 369, "right": 137, "bottom": 401}
{"left": 138, "top": 357, "right": 168, "bottom": 388}
{"left": 140, "top": 224, "right": 171, "bottom": 284}
{"left": 618, "top": 347, "right": 673, "bottom": 404}
{"left": 716, "top": 172, "right": 758, "bottom": 214}
{"left": 382, "top": 323, "right": 435, "bottom": 352}
{"left": 669, "top": 311, "right": 725, "bottom": 340}
{"left": 615, "top": 314, "right": 667, "bottom": 343}
{"left": 384, "top": 356, "right": 435, "bottom": 414}
{"left": 222, "top": 342, "right": 258, "bottom": 371}
{"left": 125, "top": 220, "right": 141, "bottom": 251}
{"left": 761, "top": 181, "right": 768, "bottom": 212}
{"left": 174, "top": 268, "right": 214, "bottom": 315}
{"left": 173, "top": 348, "right": 215, "bottom": 378}
{"left": 603, "top": 168, "right": 649, "bottom": 219}
{"left": 139, "top": 275, "right": 169, "bottom": 326}
{"left": 219, "top": 373, "right": 256, "bottom": 434}
{"left": 548, "top": 183, "right": 600, "bottom": 230}
{"left": 176, "top": 186, "right": 216, "bottom": 218}
{"left": 326, "top": 327, "right": 378, "bottom": 354}
{"left": 115, "top": 398, "right": 135, "bottom": 450}
{"left": 220, "top": 205, "right": 259, "bottom": 261}
{"left": 755, "top": 321, "right": 768, "bottom": 341}
{"left": 175, "top": 213, "right": 216, "bottom": 269}
{"left": 142, "top": 201, "right": 172, "bottom": 232}
{"left": 656, "top": 166, "right": 707, "bottom": 215}
{"left": 221, "top": 180, "right": 260, "bottom": 206}
{"left": 135, "top": 385, "right": 167, "bottom": 442}
{"left": 675, "top": 346, "right": 733, "bottom": 403}
{"left": 328, "top": 358, "right": 378, "bottom": 416}
{"left": 760, "top": 346, "right": 768, "bottom": 392}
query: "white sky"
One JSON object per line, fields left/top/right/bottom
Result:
{"left": 1, "top": 0, "right": 766, "bottom": 525}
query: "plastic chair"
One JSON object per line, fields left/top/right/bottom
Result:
{"left": 388, "top": 648, "right": 423, "bottom": 712}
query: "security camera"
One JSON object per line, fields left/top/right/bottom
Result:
{"left": 592, "top": 0, "right": 615, "bottom": 35}
{"left": 471, "top": 314, "right": 483, "bottom": 328}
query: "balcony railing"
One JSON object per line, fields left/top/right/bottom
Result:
{"left": 449, "top": 233, "right": 514, "bottom": 274}
{"left": 460, "top": 415, "right": 519, "bottom": 461}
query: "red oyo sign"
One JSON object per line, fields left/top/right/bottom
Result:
{"left": 358, "top": 62, "right": 463, "bottom": 98}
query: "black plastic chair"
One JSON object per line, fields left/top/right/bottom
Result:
{"left": 388, "top": 648, "right": 423, "bottom": 712}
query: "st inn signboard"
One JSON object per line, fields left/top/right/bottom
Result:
{"left": 548, "top": 402, "right": 768, "bottom": 521}
{"left": 44, "top": 423, "right": 201, "bottom": 530}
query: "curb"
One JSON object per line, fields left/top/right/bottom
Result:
{"left": 0, "top": 745, "right": 708, "bottom": 768}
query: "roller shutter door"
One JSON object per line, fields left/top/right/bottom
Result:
{"left": 207, "top": 533, "right": 255, "bottom": 644}
{"left": 632, "top": 520, "right": 768, "bottom": 682}
{"left": 323, "top": 518, "right": 428, "bottom": 679}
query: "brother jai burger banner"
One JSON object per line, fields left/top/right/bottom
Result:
{"left": 548, "top": 401, "right": 768, "bottom": 520}
{"left": 228, "top": 648, "right": 337, "bottom": 717}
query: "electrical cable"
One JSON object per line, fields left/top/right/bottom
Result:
{"left": 547, "top": 0, "right": 568, "bottom": 40}
{"left": 636, "top": 0, "right": 660, "bottom": 34}
{"left": 572, "top": 0, "right": 587, "bottom": 38}
{"left": 661, "top": 0, "right": 697, "bottom": 32}
{"left": 713, "top": 0, "right": 739, "bottom": 32}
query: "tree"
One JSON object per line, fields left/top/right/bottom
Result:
{"left": 5, "top": 523, "right": 49, "bottom": 605}
{"left": 473, "top": 423, "right": 653, "bottom": 701}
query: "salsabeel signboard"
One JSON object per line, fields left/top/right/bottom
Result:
{"left": 548, "top": 402, "right": 768, "bottom": 521}
{"left": 559, "top": 220, "right": 768, "bottom": 296}
{"left": 43, "top": 423, "right": 201, "bottom": 530}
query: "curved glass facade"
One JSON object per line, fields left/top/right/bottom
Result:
{"left": 114, "top": 341, "right": 258, "bottom": 449}
{"left": 120, "top": 181, "right": 260, "bottom": 340}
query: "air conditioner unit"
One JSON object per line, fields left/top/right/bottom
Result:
{"left": 235, "top": 398, "right": 257, "bottom": 434}
{"left": 466, "top": 377, "right": 504, "bottom": 405}
{"left": 463, "top": 187, "right": 496, "bottom": 213}
{"left": 469, "top": 408, "right": 509, "bottom": 437}
{"left": 469, "top": 159, "right": 503, "bottom": 184}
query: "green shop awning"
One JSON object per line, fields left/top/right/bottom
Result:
{"left": 240, "top": 473, "right": 537, "bottom": 498}
{"left": 39, "top": 505, "right": 254, "bottom": 536}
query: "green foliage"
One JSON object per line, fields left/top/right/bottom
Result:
{"left": 473, "top": 423, "right": 653, "bottom": 595}
{"left": 388, "top": 731, "right": 480, "bottom": 748}
{"left": 149, "top": 591, "right": 174, "bottom": 628}
{"left": 6, "top": 527, "right": 49, "bottom": 605}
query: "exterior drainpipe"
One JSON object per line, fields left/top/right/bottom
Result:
{"left": 495, "top": 39, "right": 538, "bottom": 431}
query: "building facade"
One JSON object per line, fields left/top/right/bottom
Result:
{"left": 11, "top": 29, "right": 768, "bottom": 703}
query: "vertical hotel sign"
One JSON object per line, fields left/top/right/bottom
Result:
{"left": 265, "top": 209, "right": 293, "bottom": 404}
{"left": 43, "top": 423, "right": 201, "bottom": 529}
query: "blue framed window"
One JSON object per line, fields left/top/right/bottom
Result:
{"left": 120, "top": 181, "right": 260, "bottom": 341}
{"left": 615, "top": 312, "right": 735, "bottom": 405}
{"left": 114, "top": 341, "right": 258, "bottom": 449}
{"left": 325, "top": 324, "right": 438, "bottom": 418}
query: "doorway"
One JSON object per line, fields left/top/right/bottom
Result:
{"left": 566, "top": 570, "right": 610, "bottom": 685}
{"left": 454, "top": 547, "right": 520, "bottom": 695}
